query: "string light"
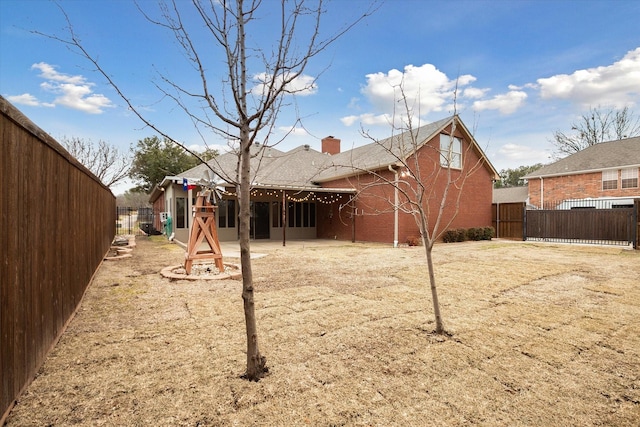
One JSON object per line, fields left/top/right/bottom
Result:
{"left": 218, "top": 188, "right": 349, "bottom": 204}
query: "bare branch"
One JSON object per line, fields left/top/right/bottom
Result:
{"left": 60, "top": 136, "right": 130, "bottom": 187}
{"left": 551, "top": 106, "right": 640, "bottom": 158}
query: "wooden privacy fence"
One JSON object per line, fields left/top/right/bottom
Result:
{"left": 492, "top": 200, "right": 639, "bottom": 248}
{"left": 526, "top": 208, "right": 636, "bottom": 246}
{"left": 1, "top": 96, "right": 115, "bottom": 422}
{"left": 492, "top": 202, "right": 525, "bottom": 240}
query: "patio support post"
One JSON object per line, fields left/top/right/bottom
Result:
{"left": 282, "top": 190, "right": 286, "bottom": 247}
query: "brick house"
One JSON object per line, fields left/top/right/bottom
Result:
{"left": 150, "top": 115, "right": 498, "bottom": 245}
{"left": 524, "top": 137, "right": 640, "bottom": 209}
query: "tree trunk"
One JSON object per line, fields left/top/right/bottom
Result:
{"left": 235, "top": 0, "right": 266, "bottom": 381}
{"left": 424, "top": 242, "right": 444, "bottom": 334}
{"left": 238, "top": 130, "right": 267, "bottom": 381}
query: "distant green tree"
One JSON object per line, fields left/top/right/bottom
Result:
{"left": 494, "top": 163, "right": 544, "bottom": 188}
{"left": 129, "top": 136, "right": 217, "bottom": 193}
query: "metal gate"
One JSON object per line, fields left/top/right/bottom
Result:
{"left": 116, "top": 206, "right": 162, "bottom": 235}
{"left": 525, "top": 205, "right": 637, "bottom": 247}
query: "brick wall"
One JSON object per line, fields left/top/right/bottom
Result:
{"left": 318, "top": 126, "right": 495, "bottom": 244}
{"left": 528, "top": 167, "right": 640, "bottom": 208}
{"left": 316, "top": 196, "right": 355, "bottom": 241}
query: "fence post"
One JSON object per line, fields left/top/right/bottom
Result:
{"left": 634, "top": 200, "right": 639, "bottom": 250}
{"left": 522, "top": 204, "right": 527, "bottom": 241}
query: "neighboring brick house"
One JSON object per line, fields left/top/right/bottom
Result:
{"left": 524, "top": 137, "right": 640, "bottom": 209}
{"left": 150, "top": 115, "right": 499, "bottom": 245}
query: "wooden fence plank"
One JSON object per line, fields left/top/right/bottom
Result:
{"left": 1, "top": 96, "right": 115, "bottom": 422}
{"left": 526, "top": 208, "right": 635, "bottom": 245}
{"left": 492, "top": 202, "right": 525, "bottom": 240}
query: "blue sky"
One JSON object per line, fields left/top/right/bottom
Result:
{"left": 2, "top": 0, "right": 640, "bottom": 194}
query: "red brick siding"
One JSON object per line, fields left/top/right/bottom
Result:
{"left": 321, "top": 136, "right": 341, "bottom": 155}
{"left": 318, "top": 127, "right": 494, "bottom": 243}
{"left": 316, "top": 197, "right": 355, "bottom": 241}
{"left": 528, "top": 167, "right": 640, "bottom": 208}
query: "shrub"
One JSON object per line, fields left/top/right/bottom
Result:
{"left": 444, "top": 227, "right": 494, "bottom": 242}
{"left": 466, "top": 227, "right": 482, "bottom": 241}
{"left": 406, "top": 236, "right": 421, "bottom": 246}
{"left": 442, "top": 229, "right": 458, "bottom": 243}
{"left": 482, "top": 226, "right": 495, "bottom": 240}
{"left": 443, "top": 228, "right": 468, "bottom": 243}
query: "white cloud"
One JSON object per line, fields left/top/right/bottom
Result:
{"left": 251, "top": 72, "right": 317, "bottom": 96}
{"left": 347, "top": 97, "right": 360, "bottom": 110}
{"left": 473, "top": 91, "right": 528, "bottom": 114}
{"left": 497, "top": 143, "right": 550, "bottom": 163}
{"left": 341, "top": 113, "right": 392, "bottom": 127}
{"left": 341, "top": 63, "right": 481, "bottom": 128}
{"left": 187, "top": 143, "right": 229, "bottom": 154}
{"left": 8, "top": 62, "right": 115, "bottom": 114}
{"left": 41, "top": 81, "right": 114, "bottom": 114}
{"left": 360, "top": 64, "right": 473, "bottom": 115}
{"left": 277, "top": 126, "right": 309, "bottom": 136}
{"left": 5, "top": 93, "right": 54, "bottom": 108}
{"left": 31, "top": 62, "right": 86, "bottom": 85}
{"left": 536, "top": 47, "right": 640, "bottom": 108}
{"left": 462, "top": 87, "right": 489, "bottom": 99}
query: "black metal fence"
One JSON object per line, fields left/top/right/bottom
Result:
{"left": 116, "top": 206, "right": 163, "bottom": 235}
{"left": 525, "top": 198, "right": 638, "bottom": 247}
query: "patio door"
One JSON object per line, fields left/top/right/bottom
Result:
{"left": 251, "top": 201, "right": 270, "bottom": 239}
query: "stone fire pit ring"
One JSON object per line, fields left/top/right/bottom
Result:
{"left": 161, "top": 262, "right": 242, "bottom": 281}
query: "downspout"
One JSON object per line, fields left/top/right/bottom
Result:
{"left": 540, "top": 177, "right": 544, "bottom": 209}
{"left": 389, "top": 164, "right": 399, "bottom": 248}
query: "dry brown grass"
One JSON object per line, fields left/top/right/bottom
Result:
{"left": 6, "top": 237, "right": 640, "bottom": 426}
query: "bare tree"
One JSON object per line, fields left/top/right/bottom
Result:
{"left": 42, "top": 0, "right": 375, "bottom": 380}
{"left": 60, "top": 136, "right": 130, "bottom": 188}
{"left": 116, "top": 190, "right": 151, "bottom": 208}
{"left": 551, "top": 106, "right": 640, "bottom": 158}
{"left": 338, "top": 87, "right": 488, "bottom": 334}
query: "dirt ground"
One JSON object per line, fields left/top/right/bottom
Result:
{"left": 5, "top": 237, "right": 640, "bottom": 426}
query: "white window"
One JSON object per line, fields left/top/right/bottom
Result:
{"left": 602, "top": 170, "right": 617, "bottom": 190}
{"left": 621, "top": 167, "right": 638, "bottom": 189}
{"left": 440, "top": 134, "right": 462, "bottom": 169}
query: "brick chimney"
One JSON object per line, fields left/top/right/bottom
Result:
{"left": 321, "top": 136, "right": 340, "bottom": 155}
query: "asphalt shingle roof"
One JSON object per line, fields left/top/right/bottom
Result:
{"left": 492, "top": 186, "right": 528, "bottom": 204}
{"left": 181, "top": 143, "right": 332, "bottom": 190}
{"left": 178, "top": 115, "right": 498, "bottom": 190}
{"left": 314, "top": 116, "right": 455, "bottom": 182}
{"left": 524, "top": 137, "right": 640, "bottom": 179}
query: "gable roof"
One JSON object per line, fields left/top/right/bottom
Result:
{"left": 180, "top": 143, "right": 336, "bottom": 191}
{"left": 524, "top": 136, "right": 640, "bottom": 179}
{"left": 314, "top": 115, "right": 499, "bottom": 182}
{"left": 173, "top": 115, "right": 498, "bottom": 192}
